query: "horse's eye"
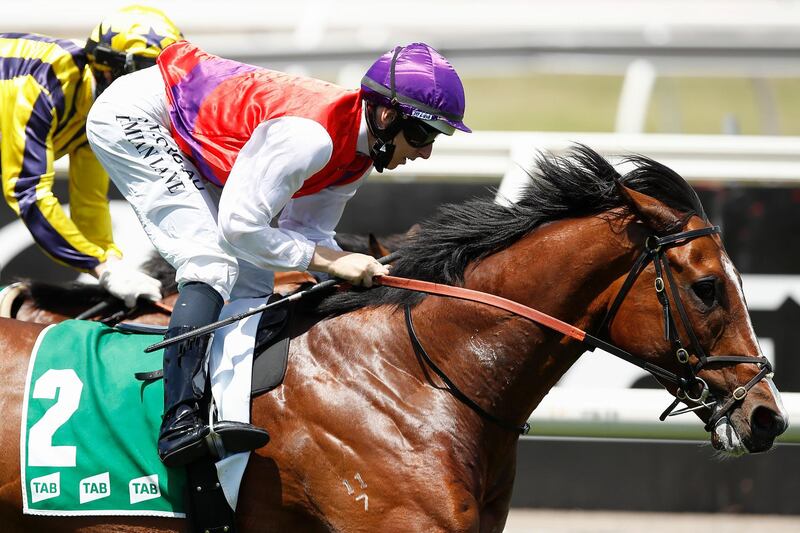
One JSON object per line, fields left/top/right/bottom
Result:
{"left": 692, "top": 279, "right": 717, "bottom": 308}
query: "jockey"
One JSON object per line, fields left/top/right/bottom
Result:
{"left": 0, "top": 5, "right": 181, "bottom": 306}
{"left": 86, "top": 41, "right": 470, "bottom": 467}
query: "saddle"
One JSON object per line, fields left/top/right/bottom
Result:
{"left": 250, "top": 294, "right": 292, "bottom": 396}
{"left": 125, "top": 294, "right": 293, "bottom": 396}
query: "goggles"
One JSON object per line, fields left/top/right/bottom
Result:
{"left": 401, "top": 118, "right": 440, "bottom": 148}
{"left": 87, "top": 42, "right": 157, "bottom": 74}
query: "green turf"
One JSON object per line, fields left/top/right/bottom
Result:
{"left": 462, "top": 74, "right": 800, "bottom": 135}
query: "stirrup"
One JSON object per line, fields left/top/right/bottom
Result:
{"left": 207, "top": 420, "right": 270, "bottom": 458}
{"left": 205, "top": 403, "right": 269, "bottom": 458}
{"left": 160, "top": 421, "right": 269, "bottom": 468}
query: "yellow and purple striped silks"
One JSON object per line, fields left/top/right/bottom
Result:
{"left": 0, "top": 33, "right": 119, "bottom": 270}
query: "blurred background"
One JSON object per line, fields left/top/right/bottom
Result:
{"left": 2, "top": 0, "right": 799, "bottom": 528}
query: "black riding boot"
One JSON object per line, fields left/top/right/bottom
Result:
{"left": 157, "top": 283, "right": 269, "bottom": 468}
{"left": 158, "top": 327, "right": 270, "bottom": 467}
{"left": 158, "top": 326, "right": 208, "bottom": 466}
{"left": 158, "top": 282, "right": 269, "bottom": 466}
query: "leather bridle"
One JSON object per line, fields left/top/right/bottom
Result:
{"left": 376, "top": 224, "right": 773, "bottom": 435}
{"left": 596, "top": 224, "right": 772, "bottom": 431}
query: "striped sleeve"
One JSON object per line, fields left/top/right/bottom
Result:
{"left": 0, "top": 35, "right": 111, "bottom": 270}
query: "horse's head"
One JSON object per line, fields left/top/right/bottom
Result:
{"left": 604, "top": 180, "right": 787, "bottom": 455}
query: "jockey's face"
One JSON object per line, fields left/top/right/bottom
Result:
{"left": 373, "top": 107, "right": 433, "bottom": 170}
{"left": 387, "top": 126, "right": 433, "bottom": 169}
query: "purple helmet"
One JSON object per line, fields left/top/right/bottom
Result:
{"left": 361, "top": 43, "right": 471, "bottom": 134}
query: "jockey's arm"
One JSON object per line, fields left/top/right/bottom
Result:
{"left": 217, "top": 117, "right": 331, "bottom": 272}
{"left": 217, "top": 116, "right": 385, "bottom": 286}
{"left": 278, "top": 170, "right": 367, "bottom": 251}
{"left": 0, "top": 80, "right": 115, "bottom": 272}
{"left": 68, "top": 143, "right": 122, "bottom": 268}
{"left": 280, "top": 169, "right": 377, "bottom": 283}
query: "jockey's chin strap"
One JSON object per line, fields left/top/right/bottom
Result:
{"left": 376, "top": 224, "right": 773, "bottom": 435}
{"left": 365, "top": 103, "right": 402, "bottom": 173}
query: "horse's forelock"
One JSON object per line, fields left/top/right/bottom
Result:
{"left": 619, "top": 154, "right": 707, "bottom": 222}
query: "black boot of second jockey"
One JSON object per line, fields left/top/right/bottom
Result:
{"left": 158, "top": 282, "right": 269, "bottom": 468}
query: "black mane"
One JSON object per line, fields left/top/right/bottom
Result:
{"left": 313, "top": 144, "right": 706, "bottom": 315}
{"left": 17, "top": 146, "right": 705, "bottom": 318}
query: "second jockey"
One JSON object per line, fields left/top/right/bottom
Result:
{"left": 0, "top": 5, "right": 182, "bottom": 306}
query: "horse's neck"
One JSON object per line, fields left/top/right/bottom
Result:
{"left": 423, "top": 214, "right": 641, "bottom": 428}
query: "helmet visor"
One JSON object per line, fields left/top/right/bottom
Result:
{"left": 402, "top": 118, "right": 440, "bottom": 148}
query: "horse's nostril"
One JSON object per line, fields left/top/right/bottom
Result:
{"left": 751, "top": 406, "right": 787, "bottom": 438}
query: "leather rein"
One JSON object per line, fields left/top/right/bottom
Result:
{"left": 375, "top": 224, "right": 773, "bottom": 435}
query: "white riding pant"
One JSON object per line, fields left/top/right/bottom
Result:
{"left": 87, "top": 67, "right": 273, "bottom": 301}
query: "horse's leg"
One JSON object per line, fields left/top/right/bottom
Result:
{"left": 478, "top": 486, "right": 514, "bottom": 533}
{"left": 477, "top": 450, "right": 517, "bottom": 533}
{"left": 240, "top": 410, "right": 484, "bottom": 532}
{"left": 239, "top": 453, "right": 482, "bottom": 533}
{"left": 380, "top": 502, "right": 480, "bottom": 533}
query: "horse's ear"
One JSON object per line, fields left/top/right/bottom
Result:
{"left": 616, "top": 181, "right": 683, "bottom": 233}
{"left": 368, "top": 233, "right": 391, "bottom": 259}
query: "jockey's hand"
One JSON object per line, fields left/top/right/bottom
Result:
{"left": 309, "top": 247, "right": 389, "bottom": 288}
{"left": 96, "top": 257, "right": 163, "bottom": 307}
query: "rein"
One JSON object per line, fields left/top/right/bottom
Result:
{"left": 376, "top": 224, "right": 773, "bottom": 435}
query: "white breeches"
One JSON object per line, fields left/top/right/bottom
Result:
{"left": 86, "top": 67, "right": 273, "bottom": 300}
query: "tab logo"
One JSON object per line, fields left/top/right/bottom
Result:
{"left": 79, "top": 472, "right": 111, "bottom": 504}
{"left": 30, "top": 472, "right": 60, "bottom": 503}
{"left": 129, "top": 474, "right": 161, "bottom": 504}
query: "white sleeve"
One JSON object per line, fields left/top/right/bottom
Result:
{"left": 217, "top": 116, "right": 333, "bottom": 271}
{"left": 278, "top": 168, "right": 369, "bottom": 251}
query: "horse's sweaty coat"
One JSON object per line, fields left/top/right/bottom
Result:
{"left": 0, "top": 146, "right": 787, "bottom": 532}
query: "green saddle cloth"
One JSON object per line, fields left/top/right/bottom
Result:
{"left": 21, "top": 320, "right": 186, "bottom": 517}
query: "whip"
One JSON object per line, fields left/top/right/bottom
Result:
{"left": 143, "top": 252, "right": 400, "bottom": 353}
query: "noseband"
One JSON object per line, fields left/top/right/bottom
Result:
{"left": 378, "top": 224, "right": 773, "bottom": 434}
{"left": 597, "top": 225, "right": 773, "bottom": 431}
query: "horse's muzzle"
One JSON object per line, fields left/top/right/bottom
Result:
{"left": 747, "top": 405, "right": 787, "bottom": 453}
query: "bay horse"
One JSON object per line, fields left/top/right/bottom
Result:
{"left": 0, "top": 146, "right": 787, "bottom": 532}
